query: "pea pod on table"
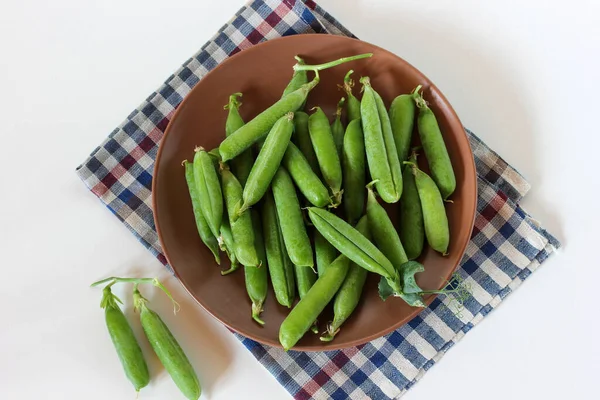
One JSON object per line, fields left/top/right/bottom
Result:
{"left": 100, "top": 285, "right": 149, "bottom": 393}
{"left": 406, "top": 161, "right": 450, "bottom": 255}
{"left": 389, "top": 89, "right": 417, "bottom": 166}
{"left": 331, "top": 97, "right": 345, "bottom": 159}
{"left": 218, "top": 218, "right": 240, "bottom": 275}
{"left": 308, "top": 106, "right": 343, "bottom": 205}
{"left": 220, "top": 163, "right": 259, "bottom": 267}
{"left": 262, "top": 190, "right": 296, "bottom": 307}
{"left": 399, "top": 151, "right": 425, "bottom": 260}
{"left": 314, "top": 229, "right": 338, "bottom": 276}
{"left": 272, "top": 167, "right": 314, "bottom": 268}
{"left": 342, "top": 118, "right": 366, "bottom": 225}
{"left": 281, "top": 142, "right": 331, "bottom": 208}
{"left": 238, "top": 112, "right": 295, "bottom": 216}
{"left": 183, "top": 160, "right": 220, "bottom": 265}
{"left": 225, "top": 92, "right": 254, "bottom": 187}
{"left": 292, "top": 111, "right": 321, "bottom": 176}
{"left": 360, "top": 77, "right": 401, "bottom": 203}
{"left": 366, "top": 181, "right": 408, "bottom": 269}
{"left": 245, "top": 210, "right": 269, "bottom": 325}
{"left": 134, "top": 286, "right": 201, "bottom": 400}
{"left": 279, "top": 253, "right": 351, "bottom": 351}
{"left": 307, "top": 207, "right": 402, "bottom": 295}
{"left": 341, "top": 70, "right": 361, "bottom": 122}
{"left": 320, "top": 215, "right": 370, "bottom": 342}
{"left": 193, "top": 147, "right": 223, "bottom": 238}
{"left": 413, "top": 87, "right": 456, "bottom": 200}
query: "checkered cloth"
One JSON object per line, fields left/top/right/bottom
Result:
{"left": 76, "top": 1, "right": 560, "bottom": 399}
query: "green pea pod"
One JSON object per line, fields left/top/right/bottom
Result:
{"left": 413, "top": 87, "right": 456, "bottom": 199}
{"left": 225, "top": 92, "right": 254, "bottom": 187}
{"left": 407, "top": 161, "right": 450, "bottom": 254}
{"left": 282, "top": 57, "right": 308, "bottom": 100}
{"left": 183, "top": 160, "right": 220, "bottom": 265}
{"left": 262, "top": 190, "right": 296, "bottom": 307}
{"left": 308, "top": 106, "right": 343, "bottom": 205}
{"left": 320, "top": 216, "right": 370, "bottom": 342}
{"left": 366, "top": 182, "right": 408, "bottom": 269}
{"left": 331, "top": 97, "right": 345, "bottom": 159}
{"left": 218, "top": 218, "right": 240, "bottom": 275}
{"left": 238, "top": 112, "right": 295, "bottom": 215}
{"left": 373, "top": 88, "right": 403, "bottom": 199}
{"left": 342, "top": 118, "right": 366, "bottom": 225}
{"left": 220, "top": 164, "right": 259, "bottom": 266}
{"left": 292, "top": 111, "right": 321, "bottom": 176}
{"left": 307, "top": 207, "right": 398, "bottom": 289}
{"left": 279, "top": 253, "right": 351, "bottom": 351}
{"left": 342, "top": 70, "right": 361, "bottom": 122}
{"left": 272, "top": 168, "right": 314, "bottom": 268}
{"left": 245, "top": 210, "right": 269, "bottom": 325}
{"left": 219, "top": 77, "right": 319, "bottom": 162}
{"left": 399, "top": 152, "right": 425, "bottom": 260}
{"left": 314, "top": 229, "right": 338, "bottom": 276}
{"left": 193, "top": 148, "right": 223, "bottom": 238}
{"left": 389, "top": 92, "right": 416, "bottom": 166}
{"left": 101, "top": 286, "right": 149, "bottom": 392}
{"left": 360, "top": 77, "right": 399, "bottom": 203}
{"left": 282, "top": 142, "right": 331, "bottom": 208}
{"left": 134, "top": 288, "right": 201, "bottom": 400}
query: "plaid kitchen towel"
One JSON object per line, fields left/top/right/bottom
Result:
{"left": 76, "top": 1, "right": 560, "bottom": 399}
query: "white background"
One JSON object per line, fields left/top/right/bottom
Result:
{"left": 0, "top": 0, "right": 597, "bottom": 399}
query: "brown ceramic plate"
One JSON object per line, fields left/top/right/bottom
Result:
{"left": 153, "top": 34, "right": 477, "bottom": 351}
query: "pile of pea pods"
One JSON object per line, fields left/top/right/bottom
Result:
{"left": 184, "top": 54, "right": 456, "bottom": 350}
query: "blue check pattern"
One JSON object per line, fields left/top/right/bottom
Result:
{"left": 76, "top": 1, "right": 560, "bottom": 399}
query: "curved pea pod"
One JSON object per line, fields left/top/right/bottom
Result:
{"left": 134, "top": 288, "right": 201, "bottom": 400}
{"left": 183, "top": 160, "right": 220, "bottom": 265}
{"left": 407, "top": 162, "right": 450, "bottom": 254}
{"left": 245, "top": 210, "right": 269, "bottom": 325}
{"left": 342, "top": 70, "right": 361, "bottom": 122}
{"left": 413, "top": 87, "right": 456, "bottom": 199}
{"left": 282, "top": 57, "right": 308, "bottom": 102}
{"left": 366, "top": 182, "right": 408, "bottom": 269}
{"left": 272, "top": 168, "right": 314, "bottom": 268}
{"left": 193, "top": 148, "right": 223, "bottom": 238}
{"left": 282, "top": 142, "right": 331, "bottom": 207}
{"left": 238, "top": 112, "right": 295, "bottom": 215}
{"left": 320, "top": 216, "right": 370, "bottom": 342}
{"left": 218, "top": 218, "right": 240, "bottom": 275}
{"left": 360, "top": 77, "right": 399, "bottom": 203}
{"left": 399, "top": 152, "right": 425, "bottom": 260}
{"left": 279, "top": 253, "right": 351, "bottom": 351}
{"left": 308, "top": 106, "right": 343, "bottom": 205}
{"left": 225, "top": 92, "right": 254, "bottom": 187}
{"left": 292, "top": 111, "right": 321, "bottom": 176}
{"left": 389, "top": 92, "right": 416, "bottom": 166}
{"left": 314, "top": 229, "right": 338, "bottom": 276}
{"left": 262, "top": 191, "right": 296, "bottom": 307}
{"left": 101, "top": 286, "right": 149, "bottom": 392}
{"left": 331, "top": 97, "right": 345, "bottom": 159}
{"left": 307, "top": 207, "right": 399, "bottom": 291}
{"left": 220, "top": 164, "right": 259, "bottom": 266}
{"left": 219, "top": 77, "right": 319, "bottom": 162}
{"left": 372, "top": 82, "right": 403, "bottom": 200}
{"left": 342, "top": 118, "right": 366, "bottom": 225}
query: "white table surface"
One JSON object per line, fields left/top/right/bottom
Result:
{"left": 1, "top": 0, "right": 597, "bottom": 398}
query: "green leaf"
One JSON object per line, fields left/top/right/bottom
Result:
{"left": 399, "top": 261, "right": 425, "bottom": 294}
{"left": 378, "top": 276, "right": 395, "bottom": 300}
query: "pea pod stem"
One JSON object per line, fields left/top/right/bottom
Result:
{"left": 293, "top": 53, "right": 373, "bottom": 72}
{"left": 91, "top": 277, "right": 180, "bottom": 314}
